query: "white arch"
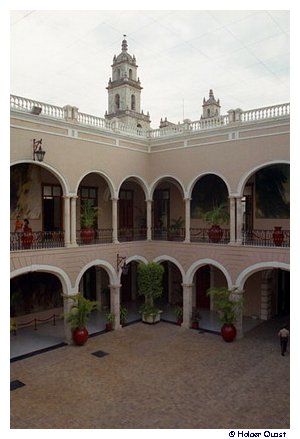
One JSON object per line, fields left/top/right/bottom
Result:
{"left": 149, "top": 175, "right": 186, "bottom": 199}
{"left": 117, "top": 255, "right": 148, "bottom": 281}
{"left": 74, "top": 259, "right": 117, "bottom": 291}
{"left": 187, "top": 171, "right": 231, "bottom": 199}
{"left": 185, "top": 258, "right": 232, "bottom": 287}
{"left": 10, "top": 264, "right": 72, "bottom": 294}
{"left": 10, "top": 160, "right": 69, "bottom": 196}
{"left": 236, "top": 160, "right": 290, "bottom": 197}
{"left": 235, "top": 261, "right": 290, "bottom": 290}
{"left": 117, "top": 175, "right": 150, "bottom": 200}
{"left": 153, "top": 255, "right": 185, "bottom": 279}
{"left": 75, "top": 170, "right": 116, "bottom": 198}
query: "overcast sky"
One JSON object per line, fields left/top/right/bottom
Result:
{"left": 10, "top": 9, "right": 289, "bottom": 128}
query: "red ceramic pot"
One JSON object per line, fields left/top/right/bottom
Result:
{"left": 105, "top": 322, "right": 113, "bottom": 332}
{"left": 191, "top": 320, "right": 199, "bottom": 329}
{"left": 208, "top": 225, "right": 223, "bottom": 243}
{"left": 177, "top": 319, "right": 183, "bottom": 326}
{"left": 80, "top": 228, "right": 95, "bottom": 244}
{"left": 72, "top": 327, "right": 89, "bottom": 345}
{"left": 21, "top": 232, "right": 33, "bottom": 249}
{"left": 221, "top": 323, "right": 237, "bottom": 342}
{"left": 273, "top": 226, "right": 284, "bottom": 247}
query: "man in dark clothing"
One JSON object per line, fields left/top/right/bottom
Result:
{"left": 278, "top": 324, "right": 289, "bottom": 356}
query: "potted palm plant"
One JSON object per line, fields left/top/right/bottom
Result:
{"left": 120, "top": 305, "right": 128, "bottom": 326}
{"left": 175, "top": 305, "right": 183, "bottom": 325}
{"left": 105, "top": 311, "right": 115, "bottom": 331}
{"left": 169, "top": 216, "right": 185, "bottom": 240}
{"left": 207, "top": 287, "right": 243, "bottom": 342}
{"left": 204, "top": 202, "right": 229, "bottom": 243}
{"left": 65, "top": 293, "right": 99, "bottom": 345}
{"left": 80, "top": 199, "right": 97, "bottom": 243}
{"left": 137, "top": 262, "right": 164, "bottom": 324}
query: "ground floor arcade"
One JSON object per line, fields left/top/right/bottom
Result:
{"left": 11, "top": 258, "right": 289, "bottom": 360}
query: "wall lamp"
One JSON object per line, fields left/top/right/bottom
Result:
{"left": 33, "top": 138, "right": 46, "bottom": 162}
{"left": 117, "top": 254, "right": 128, "bottom": 275}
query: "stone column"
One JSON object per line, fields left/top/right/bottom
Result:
{"left": 63, "top": 196, "right": 71, "bottom": 246}
{"left": 229, "top": 196, "right": 236, "bottom": 245}
{"left": 110, "top": 283, "right": 121, "bottom": 329}
{"left": 236, "top": 197, "right": 243, "bottom": 244}
{"left": 231, "top": 287, "right": 244, "bottom": 339}
{"left": 112, "top": 198, "right": 119, "bottom": 244}
{"left": 63, "top": 292, "right": 77, "bottom": 343}
{"left": 70, "top": 196, "right": 78, "bottom": 246}
{"left": 184, "top": 197, "right": 191, "bottom": 243}
{"left": 95, "top": 267, "right": 102, "bottom": 308}
{"left": 182, "top": 283, "right": 193, "bottom": 328}
{"left": 260, "top": 271, "right": 273, "bottom": 320}
{"left": 146, "top": 199, "right": 152, "bottom": 240}
{"left": 168, "top": 262, "right": 172, "bottom": 303}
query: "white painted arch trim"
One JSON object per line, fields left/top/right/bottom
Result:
{"left": 74, "top": 259, "right": 118, "bottom": 291}
{"left": 185, "top": 258, "right": 232, "bottom": 287}
{"left": 117, "top": 175, "right": 150, "bottom": 200}
{"left": 11, "top": 160, "right": 70, "bottom": 196}
{"left": 75, "top": 169, "right": 116, "bottom": 199}
{"left": 149, "top": 175, "right": 186, "bottom": 198}
{"left": 10, "top": 264, "right": 72, "bottom": 294}
{"left": 153, "top": 255, "right": 185, "bottom": 279}
{"left": 187, "top": 172, "right": 232, "bottom": 199}
{"left": 235, "top": 261, "right": 290, "bottom": 290}
{"left": 236, "top": 160, "right": 290, "bottom": 197}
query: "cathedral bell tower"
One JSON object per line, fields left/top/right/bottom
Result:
{"left": 105, "top": 36, "right": 151, "bottom": 129}
{"left": 201, "top": 89, "right": 221, "bottom": 119}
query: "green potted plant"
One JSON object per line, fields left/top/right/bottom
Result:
{"left": 137, "top": 262, "right": 164, "bottom": 324}
{"left": 175, "top": 305, "right": 183, "bottom": 325}
{"left": 105, "top": 311, "right": 115, "bottom": 331}
{"left": 204, "top": 202, "right": 229, "bottom": 243}
{"left": 191, "top": 309, "right": 200, "bottom": 329}
{"left": 80, "top": 199, "right": 97, "bottom": 243}
{"left": 169, "top": 216, "right": 185, "bottom": 240}
{"left": 65, "top": 293, "right": 99, "bottom": 345}
{"left": 207, "top": 287, "right": 243, "bottom": 342}
{"left": 120, "top": 305, "right": 128, "bottom": 326}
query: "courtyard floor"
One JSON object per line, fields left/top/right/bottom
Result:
{"left": 10, "top": 318, "right": 290, "bottom": 429}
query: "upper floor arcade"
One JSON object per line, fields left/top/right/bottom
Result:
{"left": 10, "top": 162, "right": 290, "bottom": 251}
{"left": 10, "top": 94, "right": 290, "bottom": 253}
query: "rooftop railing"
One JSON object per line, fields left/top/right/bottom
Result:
{"left": 10, "top": 94, "right": 290, "bottom": 140}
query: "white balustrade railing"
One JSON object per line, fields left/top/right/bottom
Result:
{"left": 241, "top": 103, "right": 290, "bottom": 122}
{"left": 10, "top": 94, "right": 290, "bottom": 139}
{"left": 10, "top": 95, "right": 64, "bottom": 119}
{"left": 77, "top": 112, "right": 108, "bottom": 129}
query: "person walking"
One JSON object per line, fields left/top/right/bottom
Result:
{"left": 278, "top": 324, "right": 289, "bottom": 356}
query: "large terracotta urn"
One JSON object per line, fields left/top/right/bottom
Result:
{"left": 273, "top": 226, "right": 284, "bottom": 247}
{"left": 72, "top": 327, "right": 89, "bottom": 345}
{"left": 221, "top": 323, "right": 237, "bottom": 342}
{"left": 208, "top": 225, "right": 223, "bottom": 243}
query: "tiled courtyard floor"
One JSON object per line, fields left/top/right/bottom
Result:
{"left": 10, "top": 320, "right": 289, "bottom": 429}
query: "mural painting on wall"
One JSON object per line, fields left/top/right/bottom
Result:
{"left": 10, "top": 164, "right": 41, "bottom": 219}
{"left": 255, "top": 164, "right": 290, "bottom": 219}
{"left": 191, "top": 175, "right": 228, "bottom": 218}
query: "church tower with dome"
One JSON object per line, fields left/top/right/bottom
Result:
{"left": 105, "top": 36, "right": 151, "bottom": 129}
